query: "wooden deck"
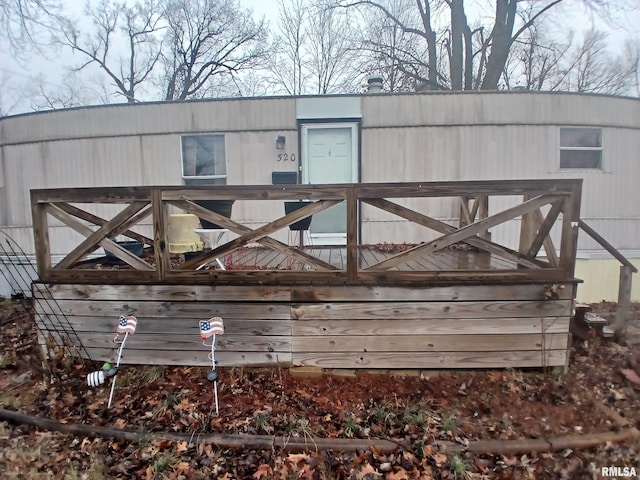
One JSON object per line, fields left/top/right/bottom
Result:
{"left": 30, "top": 179, "right": 582, "bottom": 370}
{"left": 34, "top": 282, "right": 573, "bottom": 370}
{"left": 219, "top": 245, "right": 519, "bottom": 271}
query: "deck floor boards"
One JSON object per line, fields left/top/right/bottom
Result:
{"left": 219, "top": 246, "right": 524, "bottom": 272}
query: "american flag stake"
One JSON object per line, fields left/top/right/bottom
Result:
{"left": 200, "top": 317, "right": 224, "bottom": 340}
{"left": 117, "top": 315, "right": 137, "bottom": 335}
{"left": 199, "top": 317, "right": 224, "bottom": 415}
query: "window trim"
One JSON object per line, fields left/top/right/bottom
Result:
{"left": 180, "top": 133, "right": 228, "bottom": 180}
{"left": 558, "top": 127, "right": 603, "bottom": 171}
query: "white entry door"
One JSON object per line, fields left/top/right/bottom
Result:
{"left": 301, "top": 123, "right": 358, "bottom": 243}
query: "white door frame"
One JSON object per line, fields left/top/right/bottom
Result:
{"left": 299, "top": 122, "right": 359, "bottom": 245}
{"left": 300, "top": 122, "right": 359, "bottom": 185}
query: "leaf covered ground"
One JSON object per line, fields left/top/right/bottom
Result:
{"left": 0, "top": 298, "right": 639, "bottom": 479}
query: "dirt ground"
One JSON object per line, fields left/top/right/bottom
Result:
{"left": 0, "top": 297, "right": 639, "bottom": 479}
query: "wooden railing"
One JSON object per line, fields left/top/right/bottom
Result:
{"left": 30, "top": 179, "right": 583, "bottom": 286}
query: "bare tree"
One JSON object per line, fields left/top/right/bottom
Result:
{"left": 306, "top": 0, "right": 361, "bottom": 94}
{"left": 160, "top": 0, "right": 269, "bottom": 101}
{"left": 52, "top": 0, "right": 164, "bottom": 103}
{"left": 341, "top": 0, "right": 637, "bottom": 92}
{"left": 356, "top": 0, "right": 423, "bottom": 92}
{"left": 631, "top": 40, "right": 640, "bottom": 97}
{"left": 502, "top": 8, "right": 573, "bottom": 91}
{"left": 30, "top": 71, "right": 111, "bottom": 110}
{"left": 0, "top": 0, "right": 60, "bottom": 54}
{"left": 0, "top": 71, "right": 31, "bottom": 116}
{"left": 557, "top": 30, "right": 638, "bottom": 94}
{"left": 266, "top": 0, "right": 309, "bottom": 95}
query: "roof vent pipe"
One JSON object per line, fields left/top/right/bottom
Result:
{"left": 367, "top": 75, "right": 383, "bottom": 93}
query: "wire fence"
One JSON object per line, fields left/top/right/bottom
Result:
{"left": 0, "top": 230, "right": 92, "bottom": 361}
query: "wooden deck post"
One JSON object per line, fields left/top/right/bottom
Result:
{"left": 518, "top": 195, "right": 535, "bottom": 257}
{"left": 558, "top": 182, "right": 582, "bottom": 278}
{"left": 30, "top": 194, "right": 51, "bottom": 279}
{"left": 152, "top": 189, "right": 169, "bottom": 281}
{"left": 478, "top": 195, "right": 490, "bottom": 241}
{"left": 613, "top": 265, "right": 633, "bottom": 343}
{"left": 346, "top": 187, "right": 358, "bottom": 283}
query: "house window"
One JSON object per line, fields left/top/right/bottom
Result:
{"left": 559, "top": 127, "right": 602, "bottom": 169}
{"left": 181, "top": 135, "right": 227, "bottom": 179}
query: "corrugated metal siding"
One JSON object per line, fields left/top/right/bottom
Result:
{"left": 1, "top": 97, "right": 297, "bottom": 145}
{"left": 1, "top": 92, "right": 638, "bottom": 268}
{"left": 575, "top": 258, "right": 640, "bottom": 303}
{"left": 361, "top": 92, "right": 640, "bottom": 128}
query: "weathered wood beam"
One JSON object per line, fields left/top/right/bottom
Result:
{"left": 30, "top": 186, "right": 153, "bottom": 203}
{"left": 363, "top": 198, "right": 548, "bottom": 270}
{"left": 54, "top": 202, "right": 153, "bottom": 245}
{"left": 53, "top": 202, "right": 148, "bottom": 270}
{"left": 346, "top": 188, "right": 358, "bottom": 282}
{"left": 161, "top": 186, "right": 347, "bottom": 201}
{"left": 292, "top": 333, "right": 569, "bottom": 352}
{"left": 558, "top": 182, "right": 582, "bottom": 275}
{"left": 365, "top": 195, "right": 564, "bottom": 271}
{"left": 526, "top": 203, "right": 562, "bottom": 266}
{"left": 477, "top": 195, "right": 489, "bottom": 240}
{"left": 152, "top": 190, "right": 168, "bottom": 282}
{"left": 30, "top": 193, "right": 51, "bottom": 278}
{"left": 45, "top": 204, "right": 154, "bottom": 271}
{"left": 356, "top": 179, "right": 578, "bottom": 199}
{"left": 459, "top": 196, "right": 472, "bottom": 227}
{"left": 613, "top": 265, "right": 634, "bottom": 342}
{"left": 578, "top": 220, "right": 638, "bottom": 273}
{"left": 33, "top": 283, "right": 292, "bottom": 302}
{"left": 292, "top": 350, "right": 568, "bottom": 369}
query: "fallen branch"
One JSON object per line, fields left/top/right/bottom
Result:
{"left": 594, "top": 400, "right": 631, "bottom": 428}
{"left": 1, "top": 407, "right": 638, "bottom": 455}
{"left": 0, "top": 408, "right": 400, "bottom": 453}
{"left": 465, "top": 429, "right": 640, "bottom": 455}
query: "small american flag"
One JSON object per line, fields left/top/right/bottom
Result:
{"left": 117, "top": 315, "right": 137, "bottom": 334}
{"left": 200, "top": 317, "right": 224, "bottom": 339}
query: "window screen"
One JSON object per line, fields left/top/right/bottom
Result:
{"left": 559, "top": 128, "right": 602, "bottom": 169}
{"left": 181, "top": 135, "right": 227, "bottom": 178}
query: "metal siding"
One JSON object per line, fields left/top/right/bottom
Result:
{"left": 361, "top": 92, "right": 640, "bottom": 128}
{"left": 1, "top": 92, "right": 638, "bottom": 268}
{"left": 575, "top": 258, "right": 640, "bottom": 303}
{"left": 1, "top": 97, "right": 297, "bottom": 145}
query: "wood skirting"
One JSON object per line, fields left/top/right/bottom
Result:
{"left": 34, "top": 282, "right": 575, "bottom": 370}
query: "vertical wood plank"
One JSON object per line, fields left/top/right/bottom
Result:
{"left": 559, "top": 181, "right": 582, "bottom": 276}
{"left": 153, "top": 189, "right": 169, "bottom": 281}
{"left": 614, "top": 265, "right": 633, "bottom": 342}
{"left": 30, "top": 195, "right": 51, "bottom": 278}
{"left": 459, "top": 196, "right": 471, "bottom": 227}
{"left": 477, "top": 195, "right": 490, "bottom": 241}
{"left": 518, "top": 195, "right": 535, "bottom": 255}
{"left": 346, "top": 187, "right": 358, "bottom": 283}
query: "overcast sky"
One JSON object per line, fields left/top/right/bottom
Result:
{"left": 0, "top": 0, "right": 638, "bottom": 115}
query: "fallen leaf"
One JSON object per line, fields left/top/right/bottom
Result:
{"left": 286, "top": 453, "right": 310, "bottom": 465}
{"left": 175, "top": 440, "right": 189, "bottom": 453}
{"left": 431, "top": 453, "right": 447, "bottom": 467}
{"left": 62, "top": 392, "right": 76, "bottom": 407}
{"left": 387, "top": 467, "right": 409, "bottom": 480}
{"left": 356, "top": 464, "right": 378, "bottom": 479}
{"left": 421, "top": 445, "right": 433, "bottom": 458}
{"left": 300, "top": 464, "right": 314, "bottom": 480}
{"left": 175, "top": 461, "right": 191, "bottom": 474}
{"left": 252, "top": 464, "right": 273, "bottom": 479}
